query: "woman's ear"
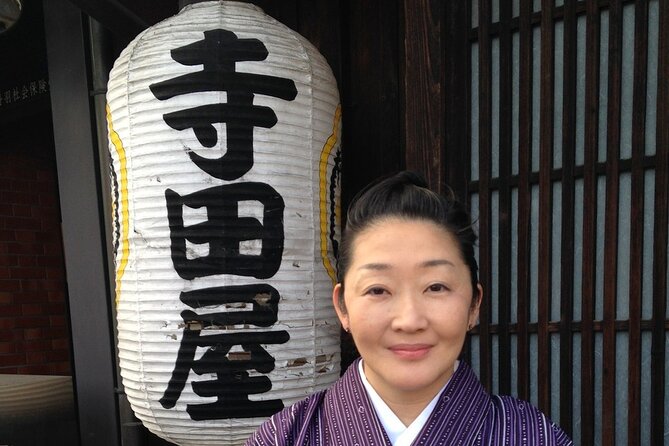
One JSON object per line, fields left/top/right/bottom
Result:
{"left": 469, "top": 283, "right": 483, "bottom": 328}
{"left": 332, "top": 283, "right": 349, "bottom": 331}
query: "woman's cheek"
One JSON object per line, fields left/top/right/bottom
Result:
{"left": 354, "top": 302, "right": 383, "bottom": 327}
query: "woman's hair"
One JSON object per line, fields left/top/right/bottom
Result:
{"left": 337, "top": 171, "right": 479, "bottom": 300}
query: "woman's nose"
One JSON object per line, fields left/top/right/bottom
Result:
{"left": 390, "top": 293, "right": 428, "bottom": 332}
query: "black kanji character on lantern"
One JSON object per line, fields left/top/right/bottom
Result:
{"left": 150, "top": 29, "right": 298, "bottom": 180}
{"left": 165, "top": 182, "right": 284, "bottom": 280}
{"left": 159, "top": 326, "right": 290, "bottom": 420}
{"left": 160, "top": 284, "right": 289, "bottom": 420}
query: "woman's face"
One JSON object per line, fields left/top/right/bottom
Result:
{"left": 333, "top": 218, "right": 481, "bottom": 403}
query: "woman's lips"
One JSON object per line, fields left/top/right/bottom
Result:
{"left": 389, "top": 344, "right": 432, "bottom": 360}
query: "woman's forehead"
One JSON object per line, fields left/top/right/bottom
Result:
{"left": 349, "top": 218, "right": 463, "bottom": 261}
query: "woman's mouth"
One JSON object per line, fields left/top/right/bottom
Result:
{"left": 389, "top": 344, "right": 432, "bottom": 360}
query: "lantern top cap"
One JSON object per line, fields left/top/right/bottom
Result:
{"left": 179, "top": 0, "right": 264, "bottom": 14}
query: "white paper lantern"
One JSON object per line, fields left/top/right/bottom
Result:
{"left": 106, "top": 2, "right": 342, "bottom": 444}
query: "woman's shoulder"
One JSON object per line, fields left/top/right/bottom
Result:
{"left": 244, "top": 390, "right": 328, "bottom": 446}
{"left": 487, "top": 394, "right": 573, "bottom": 445}
{"left": 246, "top": 361, "right": 364, "bottom": 445}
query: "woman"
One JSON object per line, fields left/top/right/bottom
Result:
{"left": 247, "top": 171, "right": 572, "bottom": 445}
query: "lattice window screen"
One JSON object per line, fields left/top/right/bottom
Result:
{"left": 467, "top": 1, "right": 668, "bottom": 444}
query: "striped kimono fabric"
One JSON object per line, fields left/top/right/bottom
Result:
{"left": 247, "top": 358, "right": 572, "bottom": 445}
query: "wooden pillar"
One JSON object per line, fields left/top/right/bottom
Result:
{"left": 401, "top": 0, "right": 446, "bottom": 192}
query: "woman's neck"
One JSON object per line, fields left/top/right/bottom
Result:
{"left": 359, "top": 360, "right": 456, "bottom": 426}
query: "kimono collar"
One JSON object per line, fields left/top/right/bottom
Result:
{"left": 333, "top": 358, "right": 491, "bottom": 445}
{"left": 413, "top": 360, "right": 492, "bottom": 444}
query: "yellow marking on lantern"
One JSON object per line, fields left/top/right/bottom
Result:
{"left": 318, "top": 105, "right": 342, "bottom": 284}
{"left": 106, "top": 104, "right": 130, "bottom": 306}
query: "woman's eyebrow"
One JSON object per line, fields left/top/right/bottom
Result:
{"left": 420, "top": 259, "right": 456, "bottom": 268}
{"left": 356, "top": 262, "right": 391, "bottom": 271}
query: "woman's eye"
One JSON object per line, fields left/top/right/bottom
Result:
{"left": 366, "top": 287, "right": 387, "bottom": 296}
{"left": 427, "top": 283, "right": 448, "bottom": 293}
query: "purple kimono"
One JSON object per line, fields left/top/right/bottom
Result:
{"left": 246, "top": 359, "right": 572, "bottom": 445}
